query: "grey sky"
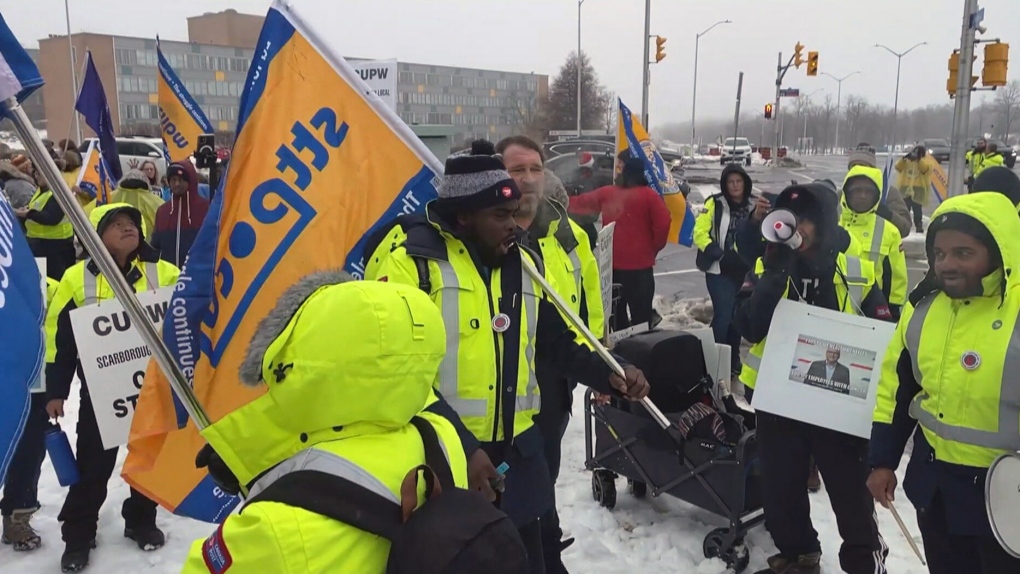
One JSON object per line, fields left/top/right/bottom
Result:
{"left": 6, "top": 0, "right": 1019, "bottom": 129}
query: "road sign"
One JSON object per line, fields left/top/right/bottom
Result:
{"left": 779, "top": 88, "right": 801, "bottom": 97}
{"left": 970, "top": 7, "right": 984, "bottom": 29}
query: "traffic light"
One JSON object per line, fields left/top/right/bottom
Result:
{"left": 764, "top": 103, "right": 773, "bottom": 119}
{"left": 948, "top": 51, "right": 959, "bottom": 97}
{"left": 982, "top": 42, "right": 1009, "bottom": 87}
{"left": 794, "top": 42, "right": 805, "bottom": 68}
{"left": 655, "top": 36, "right": 667, "bottom": 63}
{"left": 807, "top": 51, "right": 819, "bottom": 76}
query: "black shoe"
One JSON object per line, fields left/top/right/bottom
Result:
{"left": 560, "top": 537, "right": 575, "bottom": 551}
{"left": 124, "top": 526, "right": 165, "bottom": 551}
{"left": 61, "top": 541, "right": 96, "bottom": 572}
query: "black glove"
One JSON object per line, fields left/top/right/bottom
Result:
{"left": 763, "top": 243, "right": 796, "bottom": 275}
{"left": 704, "top": 242, "right": 724, "bottom": 261}
{"left": 196, "top": 443, "right": 242, "bottom": 496}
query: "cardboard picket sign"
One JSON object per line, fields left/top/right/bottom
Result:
{"left": 597, "top": 222, "right": 615, "bottom": 341}
{"left": 751, "top": 299, "right": 896, "bottom": 438}
{"left": 69, "top": 288, "right": 173, "bottom": 449}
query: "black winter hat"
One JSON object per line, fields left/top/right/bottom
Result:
{"left": 621, "top": 157, "right": 648, "bottom": 186}
{"left": 166, "top": 164, "right": 189, "bottom": 182}
{"left": 437, "top": 140, "right": 520, "bottom": 212}
{"left": 970, "top": 166, "right": 1020, "bottom": 209}
{"left": 96, "top": 205, "right": 144, "bottom": 237}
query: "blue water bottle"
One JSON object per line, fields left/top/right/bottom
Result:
{"left": 45, "top": 426, "right": 80, "bottom": 487}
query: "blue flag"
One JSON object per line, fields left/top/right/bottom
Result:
{"left": 75, "top": 52, "right": 122, "bottom": 181}
{"left": 0, "top": 196, "right": 45, "bottom": 484}
{"left": 0, "top": 8, "right": 47, "bottom": 485}
{"left": 0, "top": 13, "right": 43, "bottom": 118}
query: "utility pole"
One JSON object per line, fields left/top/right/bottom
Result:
{"left": 772, "top": 52, "right": 799, "bottom": 164}
{"left": 875, "top": 42, "right": 927, "bottom": 148}
{"left": 948, "top": 0, "right": 980, "bottom": 197}
{"left": 64, "top": 0, "right": 82, "bottom": 143}
{"left": 576, "top": 0, "right": 585, "bottom": 138}
{"left": 641, "top": 0, "right": 651, "bottom": 126}
{"left": 731, "top": 72, "right": 744, "bottom": 158}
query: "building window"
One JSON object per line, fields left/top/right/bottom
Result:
{"left": 116, "top": 49, "right": 136, "bottom": 66}
{"left": 413, "top": 72, "right": 426, "bottom": 84}
{"left": 399, "top": 71, "right": 413, "bottom": 84}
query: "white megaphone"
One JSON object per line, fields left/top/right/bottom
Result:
{"left": 761, "top": 208, "right": 803, "bottom": 250}
{"left": 986, "top": 452, "right": 1020, "bottom": 558}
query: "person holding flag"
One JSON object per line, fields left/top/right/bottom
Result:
{"left": 568, "top": 157, "right": 671, "bottom": 330}
{"left": 368, "top": 141, "right": 650, "bottom": 572}
{"left": 45, "top": 204, "right": 179, "bottom": 572}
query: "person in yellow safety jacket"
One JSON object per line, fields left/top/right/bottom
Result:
{"left": 965, "top": 139, "right": 1005, "bottom": 190}
{"left": 367, "top": 139, "right": 650, "bottom": 571}
{"left": 83, "top": 170, "right": 163, "bottom": 238}
{"left": 733, "top": 182, "right": 893, "bottom": 574}
{"left": 182, "top": 276, "right": 481, "bottom": 574}
{"left": 496, "top": 134, "right": 605, "bottom": 574}
{"left": 867, "top": 192, "right": 1020, "bottom": 574}
{"left": 10, "top": 155, "right": 76, "bottom": 281}
{"left": 894, "top": 145, "right": 932, "bottom": 234}
{"left": 44, "top": 203, "right": 180, "bottom": 572}
{"left": 841, "top": 165, "right": 908, "bottom": 319}
{"left": 1, "top": 277, "right": 59, "bottom": 552}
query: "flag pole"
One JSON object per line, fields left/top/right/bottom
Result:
{"left": 63, "top": 0, "right": 82, "bottom": 144}
{"left": 1, "top": 96, "right": 211, "bottom": 431}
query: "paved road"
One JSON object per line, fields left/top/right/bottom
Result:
{"left": 653, "top": 155, "right": 933, "bottom": 304}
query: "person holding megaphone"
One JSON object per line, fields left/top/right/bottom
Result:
{"left": 733, "top": 183, "right": 894, "bottom": 574}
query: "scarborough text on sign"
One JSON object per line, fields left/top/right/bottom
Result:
{"left": 70, "top": 288, "right": 174, "bottom": 449}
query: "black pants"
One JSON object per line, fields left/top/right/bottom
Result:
{"left": 916, "top": 493, "right": 1020, "bottom": 574}
{"left": 1, "top": 394, "right": 51, "bottom": 515}
{"left": 904, "top": 197, "right": 924, "bottom": 230}
{"left": 58, "top": 389, "right": 157, "bottom": 549}
{"left": 757, "top": 412, "right": 887, "bottom": 574}
{"left": 612, "top": 268, "right": 655, "bottom": 331}
{"left": 518, "top": 519, "right": 547, "bottom": 574}
{"left": 28, "top": 237, "right": 76, "bottom": 281}
{"left": 536, "top": 405, "right": 571, "bottom": 574}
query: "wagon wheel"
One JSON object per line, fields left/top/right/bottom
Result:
{"left": 591, "top": 470, "right": 617, "bottom": 510}
{"left": 703, "top": 528, "right": 750, "bottom": 573}
{"left": 627, "top": 479, "right": 647, "bottom": 499}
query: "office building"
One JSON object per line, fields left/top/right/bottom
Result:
{"left": 34, "top": 9, "right": 547, "bottom": 148}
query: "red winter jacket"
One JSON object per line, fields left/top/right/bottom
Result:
{"left": 568, "top": 185, "right": 671, "bottom": 270}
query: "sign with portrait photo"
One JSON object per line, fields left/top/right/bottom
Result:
{"left": 752, "top": 299, "right": 896, "bottom": 438}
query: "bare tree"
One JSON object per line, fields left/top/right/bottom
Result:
{"left": 994, "top": 80, "right": 1020, "bottom": 141}
{"left": 602, "top": 90, "right": 617, "bottom": 132}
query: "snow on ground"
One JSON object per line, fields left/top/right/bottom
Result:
{"left": 5, "top": 300, "right": 931, "bottom": 573}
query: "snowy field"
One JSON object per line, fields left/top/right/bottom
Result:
{"left": 3, "top": 298, "right": 930, "bottom": 573}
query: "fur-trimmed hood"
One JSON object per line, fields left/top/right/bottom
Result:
{"left": 205, "top": 272, "right": 448, "bottom": 487}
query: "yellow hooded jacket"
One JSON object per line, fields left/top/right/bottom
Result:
{"left": 45, "top": 203, "right": 180, "bottom": 401}
{"left": 872, "top": 192, "right": 1020, "bottom": 471}
{"left": 184, "top": 277, "right": 467, "bottom": 574}
{"left": 841, "top": 166, "right": 908, "bottom": 311}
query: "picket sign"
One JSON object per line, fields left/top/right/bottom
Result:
{"left": 70, "top": 287, "right": 173, "bottom": 449}
{"left": 752, "top": 299, "right": 896, "bottom": 438}
{"left": 31, "top": 258, "right": 46, "bottom": 393}
{"left": 597, "top": 222, "right": 615, "bottom": 342}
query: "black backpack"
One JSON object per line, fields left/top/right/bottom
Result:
{"left": 246, "top": 417, "right": 529, "bottom": 574}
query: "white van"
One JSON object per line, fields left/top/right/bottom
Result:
{"left": 81, "top": 136, "right": 167, "bottom": 181}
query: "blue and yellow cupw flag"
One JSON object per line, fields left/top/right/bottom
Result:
{"left": 157, "top": 39, "right": 214, "bottom": 163}
{"left": 124, "top": 0, "right": 443, "bottom": 522}
{"left": 615, "top": 98, "right": 695, "bottom": 246}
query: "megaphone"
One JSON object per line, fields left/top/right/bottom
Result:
{"left": 986, "top": 452, "right": 1020, "bottom": 558}
{"left": 761, "top": 208, "right": 802, "bottom": 250}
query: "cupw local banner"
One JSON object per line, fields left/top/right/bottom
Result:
{"left": 70, "top": 288, "right": 173, "bottom": 449}
{"left": 350, "top": 59, "right": 397, "bottom": 111}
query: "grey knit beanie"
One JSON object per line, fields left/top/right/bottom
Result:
{"left": 438, "top": 140, "right": 521, "bottom": 211}
{"left": 847, "top": 144, "right": 877, "bottom": 168}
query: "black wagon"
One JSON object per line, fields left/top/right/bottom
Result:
{"left": 583, "top": 328, "right": 765, "bottom": 572}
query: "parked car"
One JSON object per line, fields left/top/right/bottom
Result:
{"left": 543, "top": 138, "right": 615, "bottom": 158}
{"left": 546, "top": 150, "right": 690, "bottom": 200}
{"left": 921, "top": 138, "right": 951, "bottom": 163}
{"left": 719, "top": 137, "right": 752, "bottom": 166}
{"left": 82, "top": 136, "right": 167, "bottom": 180}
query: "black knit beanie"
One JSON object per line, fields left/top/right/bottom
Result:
{"left": 436, "top": 140, "right": 521, "bottom": 212}
{"left": 971, "top": 166, "right": 1020, "bottom": 209}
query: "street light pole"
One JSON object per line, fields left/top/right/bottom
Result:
{"left": 821, "top": 71, "right": 860, "bottom": 153}
{"left": 64, "top": 0, "right": 82, "bottom": 144}
{"left": 576, "top": 0, "right": 585, "bottom": 138}
{"left": 640, "top": 0, "right": 652, "bottom": 126}
{"left": 800, "top": 88, "right": 824, "bottom": 154}
{"left": 874, "top": 42, "right": 927, "bottom": 148}
{"left": 690, "top": 19, "right": 731, "bottom": 153}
